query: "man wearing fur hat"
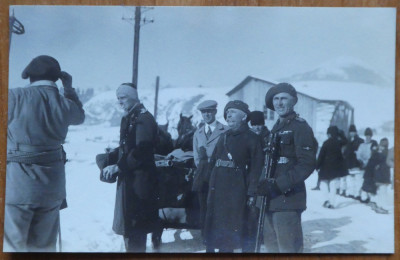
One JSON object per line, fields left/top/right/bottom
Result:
{"left": 100, "top": 83, "right": 159, "bottom": 252}
{"left": 204, "top": 100, "right": 263, "bottom": 253}
{"left": 5, "top": 55, "right": 85, "bottom": 252}
{"left": 257, "top": 83, "right": 317, "bottom": 253}
{"left": 249, "top": 110, "right": 270, "bottom": 153}
{"left": 192, "top": 100, "right": 228, "bottom": 249}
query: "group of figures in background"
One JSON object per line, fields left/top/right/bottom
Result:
{"left": 313, "top": 124, "right": 394, "bottom": 214}
{"left": 4, "top": 55, "right": 393, "bottom": 254}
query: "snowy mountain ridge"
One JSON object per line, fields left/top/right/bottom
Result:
{"left": 280, "top": 56, "right": 393, "bottom": 88}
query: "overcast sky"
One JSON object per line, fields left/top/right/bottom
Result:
{"left": 8, "top": 6, "right": 396, "bottom": 91}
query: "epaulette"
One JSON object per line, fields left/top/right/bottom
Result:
{"left": 295, "top": 116, "right": 305, "bottom": 122}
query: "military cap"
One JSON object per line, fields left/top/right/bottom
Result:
{"left": 22, "top": 55, "right": 62, "bottom": 80}
{"left": 197, "top": 100, "right": 217, "bottom": 111}
{"left": 364, "top": 127, "right": 373, "bottom": 136}
{"left": 223, "top": 100, "right": 250, "bottom": 120}
{"left": 249, "top": 111, "right": 265, "bottom": 126}
{"left": 265, "top": 82, "right": 298, "bottom": 111}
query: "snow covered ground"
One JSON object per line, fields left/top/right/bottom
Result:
{"left": 59, "top": 124, "right": 394, "bottom": 253}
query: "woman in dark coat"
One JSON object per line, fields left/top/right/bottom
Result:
{"left": 204, "top": 101, "right": 264, "bottom": 252}
{"left": 362, "top": 138, "right": 391, "bottom": 214}
{"left": 361, "top": 143, "right": 380, "bottom": 196}
{"left": 316, "top": 126, "right": 348, "bottom": 208}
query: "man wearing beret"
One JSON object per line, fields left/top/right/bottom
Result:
{"left": 100, "top": 83, "right": 159, "bottom": 252}
{"left": 204, "top": 100, "right": 264, "bottom": 252}
{"left": 5, "top": 55, "right": 85, "bottom": 252}
{"left": 257, "top": 83, "right": 317, "bottom": 253}
{"left": 192, "top": 100, "right": 228, "bottom": 251}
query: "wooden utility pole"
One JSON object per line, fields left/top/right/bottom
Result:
{"left": 132, "top": 7, "right": 141, "bottom": 87}
{"left": 154, "top": 76, "right": 160, "bottom": 120}
{"left": 123, "top": 7, "right": 153, "bottom": 89}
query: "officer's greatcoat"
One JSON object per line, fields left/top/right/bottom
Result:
{"left": 268, "top": 111, "right": 317, "bottom": 211}
{"left": 107, "top": 104, "right": 159, "bottom": 236}
{"left": 204, "top": 124, "right": 263, "bottom": 250}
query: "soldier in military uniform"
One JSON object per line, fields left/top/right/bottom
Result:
{"left": 257, "top": 83, "right": 317, "bottom": 253}
{"left": 192, "top": 100, "right": 228, "bottom": 250}
{"left": 101, "top": 83, "right": 159, "bottom": 252}
{"left": 204, "top": 100, "right": 264, "bottom": 253}
{"left": 5, "top": 55, "right": 85, "bottom": 252}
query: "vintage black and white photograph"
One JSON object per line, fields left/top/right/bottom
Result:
{"left": 4, "top": 5, "right": 396, "bottom": 253}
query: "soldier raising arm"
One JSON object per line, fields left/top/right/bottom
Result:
{"left": 5, "top": 55, "right": 85, "bottom": 252}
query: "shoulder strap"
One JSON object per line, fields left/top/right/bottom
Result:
{"left": 223, "top": 134, "right": 233, "bottom": 161}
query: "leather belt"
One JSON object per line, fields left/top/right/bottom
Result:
{"left": 215, "top": 159, "right": 237, "bottom": 168}
{"left": 7, "top": 149, "right": 64, "bottom": 164}
{"left": 8, "top": 143, "right": 61, "bottom": 153}
{"left": 277, "top": 157, "right": 290, "bottom": 164}
{"left": 7, "top": 143, "right": 64, "bottom": 164}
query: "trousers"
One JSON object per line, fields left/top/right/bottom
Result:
{"left": 3, "top": 199, "right": 63, "bottom": 252}
{"left": 321, "top": 178, "right": 340, "bottom": 207}
{"left": 263, "top": 211, "right": 303, "bottom": 253}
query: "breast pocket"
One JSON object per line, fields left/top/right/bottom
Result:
{"left": 280, "top": 131, "right": 293, "bottom": 146}
{"left": 279, "top": 131, "right": 295, "bottom": 156}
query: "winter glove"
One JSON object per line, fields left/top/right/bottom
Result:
{"left": 257, "top": 178, "right": 281, "bottom": 198}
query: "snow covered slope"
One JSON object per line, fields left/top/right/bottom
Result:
{"left": 84, "top": 87, "right": 230, "bottom": 138}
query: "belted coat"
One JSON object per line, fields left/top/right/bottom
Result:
{"left": 204, "top": 124, "right": 263, "bottom": 249}
{"left": 267, "top": 112, "right": 317, "bottom": 211}
{"left": 6, "top": 80, "right": 85, "bottom": 205}
{"left": 107, "top": 104, "right": 159, "bottom": 236}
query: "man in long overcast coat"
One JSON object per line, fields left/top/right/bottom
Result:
{"left": 101, "top": 83, "right": 159, "bottom": 252}
{"left": 192, "top": 100, "right": 228, "bottom": 251}
{"left": 204, "top": 100, "right": 264, "bottom": 253}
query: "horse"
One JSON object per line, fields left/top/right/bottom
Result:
{"left": 155, "top": 122, "right": 174, "bottom": 156}
{"left": 174, "top": 113, "right": 196, "bottom": 152}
